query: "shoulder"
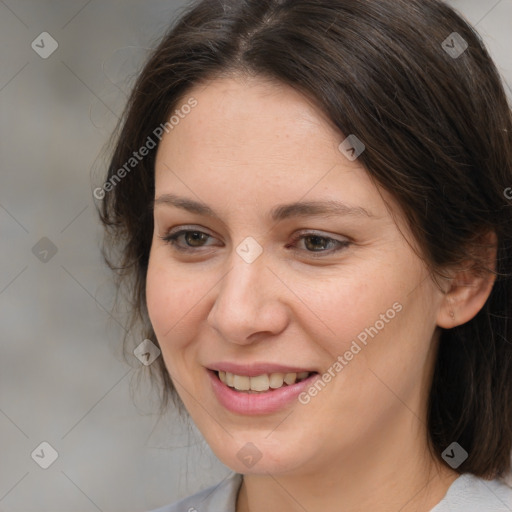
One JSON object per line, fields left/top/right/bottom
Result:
{"left": 147, "top": 472, "right": 243, "bottom": 512}
{"left": 431, "top": 473, "right": 512, "bottom": 511}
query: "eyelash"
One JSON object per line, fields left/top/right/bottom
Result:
{"left": 159, "top": 228, "right": 350, "bottom": 258}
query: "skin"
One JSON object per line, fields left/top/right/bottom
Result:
{"left": 146, "top": 75, "right": 494, "bottom": 512}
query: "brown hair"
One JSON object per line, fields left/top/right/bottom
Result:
{"left": 99, "top": 0, "right": 512, "bottom": 478}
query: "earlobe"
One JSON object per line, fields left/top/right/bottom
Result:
{"left": 437, "top": 232, "right": 497, "bottom": 329}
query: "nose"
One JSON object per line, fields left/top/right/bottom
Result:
{"left": 206, "top": 251, "right": 290, "bottom": 345}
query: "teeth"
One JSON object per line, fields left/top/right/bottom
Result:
{"left": 233, "top": 374, "right": 250, "bottom": 391}
{"left": 283, "top": 372, "right": 296, "bottom": 385}
{"left": 218, "top": 370, "right": 311, "bottom": 392}
{"left": 269, "top": 373, "right": 284, "bottom": 389}
{"left": 250, "top": 374, "right": 270, "bottom": 391}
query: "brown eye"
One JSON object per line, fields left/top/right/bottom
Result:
{"left": 183, "top": 231, "right": 209, "bottom": 247}
{"left": 303, "top": 235, "right": 332, "bottom": 251}
{"left": 161, "top": 229, "right": 216, "bottom": 252}
{"left": 287, "top": 232, "right": 351, "bottom": 258}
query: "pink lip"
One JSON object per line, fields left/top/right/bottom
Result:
{"left": 207, "top": 361, "right": 315, "bottom": 377}
{"left": 207, "top": 369, "right": 319, "bottom": 415}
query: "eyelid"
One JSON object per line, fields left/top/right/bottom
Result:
{"left": 166, "top": 224, "right": 216, "bottom": 237}
{"left": 291, "top": 228, "right": 350, "bottom": 243}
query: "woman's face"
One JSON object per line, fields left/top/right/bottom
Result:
{"left": 147, "top": 75, "right": 446, "bottom": 476}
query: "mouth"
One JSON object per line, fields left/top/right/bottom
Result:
{"left": 215, "top": 370, "right": 315, "bottom": 393}
{"left": 206, "top": 367, "right": 320, "bottom": 415}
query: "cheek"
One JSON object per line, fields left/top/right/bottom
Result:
{"left": 292, "top": 271, "right": 400, "bottom": 353}
{"left": 145, "top": 254, "right": 202, "bottom": 351}
{"left": 145, "top": 260, "right": 210, "bottom": 394}
{"left": 297, "top": 262, "right": 434, "bottom": 384}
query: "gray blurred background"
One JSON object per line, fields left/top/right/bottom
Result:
{"left": 0, "top": 1, "right": 511, "bottom": 511}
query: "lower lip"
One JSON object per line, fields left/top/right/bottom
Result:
{"left": 207, "top": 369, "right": 319, "bottom": 415}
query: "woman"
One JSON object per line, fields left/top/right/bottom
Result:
{"left": 98, "top": 0, "right": 512, "bottom": 510}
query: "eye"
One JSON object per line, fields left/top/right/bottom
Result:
{"left": 159, "top": 227, "right": 350, "bottom": 258}
{"left": 160, "top": 228, "right": 218, "bottom": 252}
{"left": 287, "top": 232, "right": 350, "bottom": 258}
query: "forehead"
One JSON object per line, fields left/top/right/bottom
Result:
{"left": 153, "top": 75, "right": 393, "bottom": 222}
{"left": 159, "top": 75, "right": 335, "bottom": 161}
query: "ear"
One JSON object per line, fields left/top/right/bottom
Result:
{"left": 437, "top": 231, "right": 498, "bottom": 329}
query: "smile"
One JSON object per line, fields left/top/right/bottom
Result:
{"left": 207, "top": 367, "right": 319, "bottom": 415}
{"left": 218, "top": 370, "right": 312, "bottom": 392}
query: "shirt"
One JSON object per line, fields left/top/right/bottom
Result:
{"left": 149, "top": 472, "right": 512, "bottom": 512}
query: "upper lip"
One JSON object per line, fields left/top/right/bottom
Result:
{"left": 207, "top": 362, "right": 316, "bottom": 377}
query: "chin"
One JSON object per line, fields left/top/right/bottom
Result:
{"left": 205, "top": 432, "right": 312, "bottom": 475}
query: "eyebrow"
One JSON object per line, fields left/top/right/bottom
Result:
{"left": 153, "top": 193, "right": 374, "bottom": 222}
